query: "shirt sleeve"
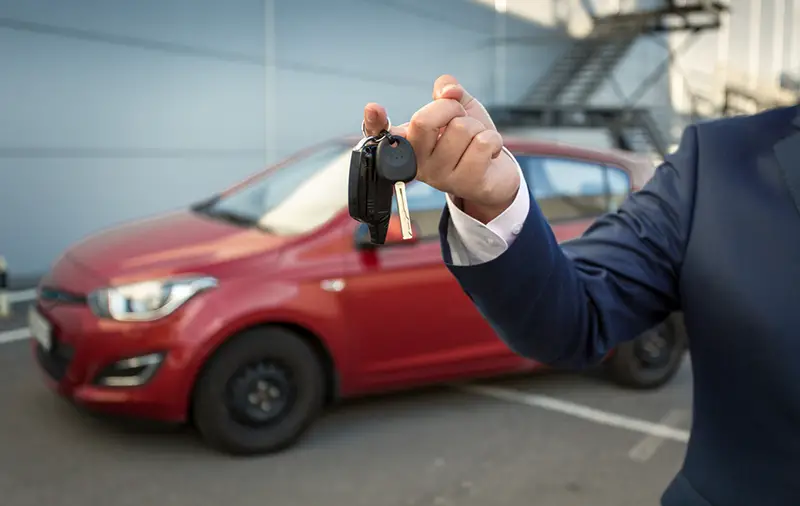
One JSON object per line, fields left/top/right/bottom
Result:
{"left": 445, "top": 146, "right": 531, "bottom": 266}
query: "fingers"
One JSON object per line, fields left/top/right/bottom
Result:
{"left": 462, "top": 130, "right": 504, "bottom": 169}
{"left": 449, "top": 130, "right": 504, "bottom": 198}
{"left": 364, "top": 74, "right": 494, "bottom": 139}
{"left": 433, "top": 74, "right": 475, "bottom": 108}
{"left": 393, "top": 122, "right": 409, "bottom": 138}
{"left": 432, "top": 74, "right": 496, "bottom": 131}
{"left": 361, "top": 78, "right": 513, "bottom": 212}
{"left": 406, "top": 99, "right": 467, "bottom": 158}
{"left": 361, "top": 76, "right": 513, "bottom": 212}
{"left": 425, "top": 116, "right": 486, "bottom": 179}
{"left": 363, "top": 103, "right": 409, "bottom": 138}
{"left": 363, "top": 102, "right": 387, "bottom": 137}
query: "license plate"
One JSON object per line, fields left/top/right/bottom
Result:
{"left": 28, "top": 307, "right": 52, "bottom": 352}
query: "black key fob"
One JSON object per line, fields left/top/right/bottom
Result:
{"left": 347, "top": 136, "right": 394, "bottom": 244}
{"left": 348, "top": 145, "right": 368, "bottom": 221}
{"left": 376, "top": 135, "right": 417, "bottom": 183}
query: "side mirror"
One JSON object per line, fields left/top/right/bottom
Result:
{"left": 354, "top": 214, "right": 419, "bottom": 248}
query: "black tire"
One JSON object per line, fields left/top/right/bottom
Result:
{"left": 604, "top": 313, "right": 687, "bottom": 390}
{"left": 192, "top": 326, "right": 325, "bottom": 455}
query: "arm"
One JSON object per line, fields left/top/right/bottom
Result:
{"left": 440, "top": 127, "right": 699, "bottom": 368}
{"left": 445, "top": 146, "right": 531, "bottom": 266}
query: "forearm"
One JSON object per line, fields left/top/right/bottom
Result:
{"left": 441, "top": 130, "right": 698, "bottom": 368}
{"left": 441, "top": 152, "right": 595, "bottom": 365}
{"left": 443, "top": 197, "right": 606, "bottom": 368}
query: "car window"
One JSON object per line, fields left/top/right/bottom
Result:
{"left": 516, "top": 155, "right": 631, "bottom": 222}
{"left": 391, "top": 181, "right": 446, "bottom": 240}
{"left": 205, "top": 142, "right": 353, "bottom": 235}
{"left": 607, "top": 167, "right": 630, "bottom": 212}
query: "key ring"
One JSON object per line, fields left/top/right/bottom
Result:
{"left": 361, "top": 116, "right": 392, "bottom": 138}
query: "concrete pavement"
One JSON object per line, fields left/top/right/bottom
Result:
{"left": 0, "top": 317, "right": 693, "bottom": 506}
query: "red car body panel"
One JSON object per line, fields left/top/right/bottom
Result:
{"left": 32, "top": 136, "right": 654, "bottom": 422}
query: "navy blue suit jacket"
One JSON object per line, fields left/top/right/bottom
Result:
{"left": 439, "top": 105, "right": 800, "bottom": 506}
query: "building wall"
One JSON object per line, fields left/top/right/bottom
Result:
{"left": 668, "top": 0, "right": 800, "bottom": 119}
{"left": 0, "top": 0, "right": 672, "bottom": 285}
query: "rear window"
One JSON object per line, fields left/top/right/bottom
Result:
{"left": 516, "top": 155, "right": 631, "bottom": 222}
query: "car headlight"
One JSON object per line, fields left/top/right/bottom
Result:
{"left": 88, "top": 276, "right": 218, "bottom": 322}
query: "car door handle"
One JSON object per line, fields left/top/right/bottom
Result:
{"left": 320, "top": 279, "right": 346, "bottom": 292}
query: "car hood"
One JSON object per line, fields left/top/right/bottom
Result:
{"left": 64, "top": 210, "right": 289, "bottom": 285}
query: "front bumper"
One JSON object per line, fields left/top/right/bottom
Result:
{"left": 31, "top": 301, "right": 195, "bottom": 423}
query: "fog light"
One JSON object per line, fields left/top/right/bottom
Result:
{"left": 94, "top": 352, "right": 164, "bottom": 387}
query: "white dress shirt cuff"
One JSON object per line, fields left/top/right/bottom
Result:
{"left": 445, "top": 146, "right": 531, "bottom": 266}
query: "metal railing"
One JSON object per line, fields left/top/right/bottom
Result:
{"left": 679, "top": 65, "right": 799, "bottom": 117}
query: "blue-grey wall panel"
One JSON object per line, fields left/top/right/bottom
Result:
{"left": 0, "top": 0, "right": 650, "bottom": 285}
{"left": 0, "top": 29, "right": 267, "bottom": 151}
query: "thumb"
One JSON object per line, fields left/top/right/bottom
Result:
{"left": 432, "top": 75, "right": 496, "bottom": 132}
{"left": 363, "top": 102, "right": 409, "bottom": 138}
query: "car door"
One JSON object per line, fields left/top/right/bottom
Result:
{"left": 340, "top": 181, "right": 514, "bottom": 391}
{"left": 514, "top": 154, "right": 632, "bottom": 241}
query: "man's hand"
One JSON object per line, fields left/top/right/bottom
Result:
{"left": 362, "top": 75, "right": 520, "bottom": 224}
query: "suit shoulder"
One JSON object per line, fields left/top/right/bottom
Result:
{"left": 659, "top": 107, "right": 797, "bottom": 182}
{"left": 691, "top": 106, "right": 797, "bottom": 145}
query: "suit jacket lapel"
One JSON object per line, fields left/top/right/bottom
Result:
{"left": 774, "top": 107, "right": 800, "bottom": 216}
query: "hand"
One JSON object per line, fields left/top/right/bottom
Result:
{"left": 362, "top": 75, "right": 520, "bottom": 224}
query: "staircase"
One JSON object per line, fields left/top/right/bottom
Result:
{"left": 674, "top": 66, "right": 799, "bottom": 124}
{"left": 523, "top": 22, "right": 642, "bottom": 106}
{"left": 722, "top": 76, "right": 799, "bottom": 116}
{"left": 500, "top": 0, "right": 729, "bottom": 158}
{"left": 609, "top": 109, "right": 672, "bottom": 160}
{"left": 488, "top": 106, "right": 672, "bottom": 158}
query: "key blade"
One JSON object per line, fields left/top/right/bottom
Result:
{"left": 394, "top": 182, "right": 413, "bottom": 240}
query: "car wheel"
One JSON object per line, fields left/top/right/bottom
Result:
{"left": 192, "top": 326, "right": 325, "bottom": 455}
{"left": 604, "top": 314, "right": 687, "bottom": 390}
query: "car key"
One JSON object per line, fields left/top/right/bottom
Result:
{"left": 348, "top": 133, "right": 394, "bottom": 244}
{"left": 375, "top": 135, "right": 417, "bottom": 240}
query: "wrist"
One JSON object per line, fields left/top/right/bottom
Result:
{"left": 461, "top": 197, "right": 515, "bottom": 224}
{"left": 449, "top": 148, "right": 521, "bottom": 224}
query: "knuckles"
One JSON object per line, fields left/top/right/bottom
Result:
{"left": 445, "top": 116, "right": 471, "bottom": 134}
{"left": 471, "top": 130, "right": 502, "bottom": 153}
{"left": 445, "top": 116, "right": 485, "bottom": 139}
{"left": 408, "top": 100, "right": 466, "bottom": 134}
{"left": 376, "top": 90, "right": 505, "bottom": 203}
{"left": 416, "top": 120, "right": 498, "bottom": 196}
{"left": 408, "top": 112, "right": 433, "bottom": 133}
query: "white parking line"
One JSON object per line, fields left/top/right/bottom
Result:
{"left": 455, "top": 384, "right": 690, "bottom": 443}
{"left": 0, "top": 327, "right": 30, "bottom": 345}
{"left": 0, "top": 328, "right": 693, "bottom": 448}
{"left": 7, "top": 289, "right": 36, "bottom": 304}
{"left": 628, "top": 409, "right": 690, "bottom": 462}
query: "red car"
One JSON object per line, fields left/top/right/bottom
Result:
{"left": 30, "top": 136, "right": 686, "bottom": 455}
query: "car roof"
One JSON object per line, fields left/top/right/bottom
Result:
{"left": 501, "top": 135, "right": 657, "bottom": 188}
{"left": 339, "top": 134, "right": 657, "bottom": 188}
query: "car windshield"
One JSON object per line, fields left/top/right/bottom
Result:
{"left": 198, "top": 141, "right": 353, "bottom": 235}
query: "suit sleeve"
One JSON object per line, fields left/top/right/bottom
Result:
{"left": 439, "top": 126, "right": 699, "bottom": 369}
{"left": 444, "top": 147, "right": 531, "bottom": 266}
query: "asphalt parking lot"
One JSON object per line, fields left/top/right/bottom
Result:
{"left": 0, "top": 297, "right": 692, "bottom": 506}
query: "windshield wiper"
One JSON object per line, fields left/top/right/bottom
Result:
{"left": 201, "top": 208, "right": 274, "bottom": 233}
{"left": 190, "top": 194, "right": 221, "bottom": 211}
{"left": 207, "top": 209, "right": 258, "bottom": 226}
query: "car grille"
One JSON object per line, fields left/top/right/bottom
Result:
{"left": 38, "top": 287, "right": 87, "bottom": 305}
{"left": 35, "top": 340, "right": 74, "bottom": 381}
